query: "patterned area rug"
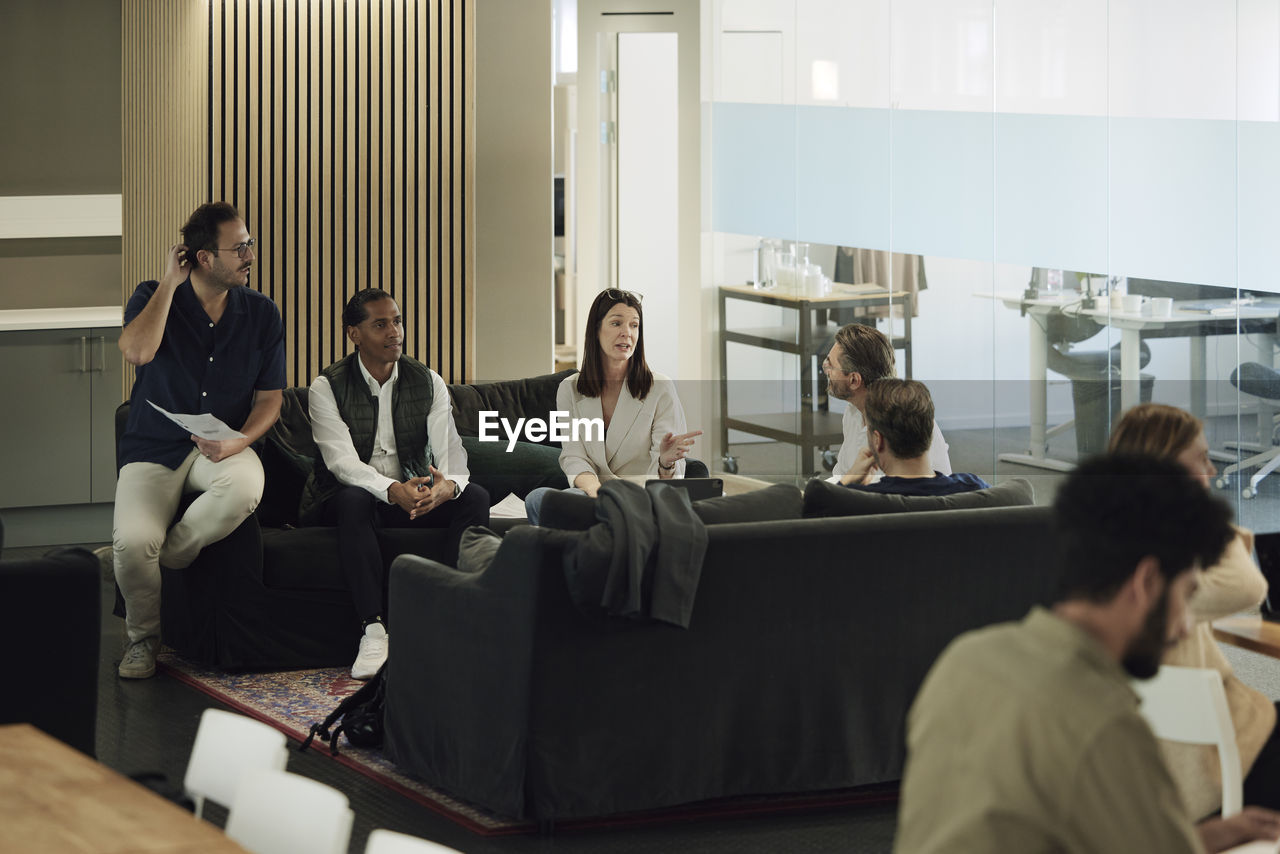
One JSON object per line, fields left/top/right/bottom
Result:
{"left": 158, "top": 652, "right": 899, "bottom": 836}
{"left": 156, "top": 653, "right": 531, "bottom": 835}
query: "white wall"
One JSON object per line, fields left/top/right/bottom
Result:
{"left": 474, "top": 0, "right": 555, "bottom": 382}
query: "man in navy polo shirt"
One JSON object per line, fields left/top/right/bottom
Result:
{"left": 112, "top": 202, "right": 285, "bottom": 679}
{"left": 843, "top": 378, "right": 990, "bottom": 496}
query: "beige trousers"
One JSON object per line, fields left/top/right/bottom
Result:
{"left": 112, "top": 446, "right": 264, "bottom": 642}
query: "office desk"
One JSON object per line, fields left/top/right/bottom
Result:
{"left": 1213, "top": 616, "right": 1280, "bottom": 658}
{"left": 986, "top": 292, "right": 1278, "bottom": 471}
{"left": 0, "top": 723, "right": 249, "bottom": 853}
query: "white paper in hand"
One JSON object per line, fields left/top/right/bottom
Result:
{"left": 148, "top": 401, "right": 247, "bottom": 440}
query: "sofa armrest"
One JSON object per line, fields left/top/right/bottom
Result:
{"left": 384, "top": 527, "right": 554, "bottom": 818}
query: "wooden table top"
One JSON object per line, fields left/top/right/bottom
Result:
{"left": 0, "top": 723, "right": 249, "bottom": 854}
{"left": 1213, "top": 616, "right": 1280, "bottom": 658}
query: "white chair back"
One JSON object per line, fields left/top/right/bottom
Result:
{"left": 1133, "top": 665, "right": 1242, "bottom": 816}
{"left": 183, "top": 708, "right": 289, "bottom": 818}
{"left": 225, "top": 769, "right": 354, "bottom": 854}
{"left": 365, "top": 828, "right": 463, "bottom": 853}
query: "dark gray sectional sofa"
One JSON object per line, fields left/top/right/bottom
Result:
{"left": 383, "top": 501, "right": 1058, "bottom": 821}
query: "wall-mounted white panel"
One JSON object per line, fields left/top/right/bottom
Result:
{"left": 719, "top": 31, "right": 784, "bottom": 103}
{"left": 711, "top": 102, "right": 798, "bottom": 239}
{"left": 825, "top": 0, "right": 891, "bottom": 109}
{"left": 795, "top": 0, "right": 890, "bottom": 108}
{"left": 795, "top": 107, "right": 891, "bottom": 248}
{"left": 0, "top": 195, "right": 122, "bottom": 239}
{"left": 618, "top": 32, "right": 681, "bottom": 374}
{"left": 994, "top": 0, "right": 1107, "bottom": 116}
{"left": 1239, "top": 121, "right": 1280, "bottom": 294}
{"left": 1109, "top": 117, "right": 1237, "bottom": 286}
{"left": 1238, "top": 0, "right": 1280, "bottom": 122}
{"left": 1109, "top": 0, "right": 1236, "bottom": 121}
{"left": 995, "top": 113, "right": 1108, "bottom": 273}
{"left": 890, "top": 110, "right": 994, "bottom": 260}
{"left": 721, "top": 0, "right": 795, "bottom": 32}
{"left": 717, "top": 0, "right": 795, "bottom": 104}
{"left": 891, "top": 0, "right": 993, "bottom": 112}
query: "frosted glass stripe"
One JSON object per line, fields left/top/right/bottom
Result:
{"left": 712, "top": 103, "right": 1276, "bottom": 288}
{"left": 1239, "top": 121, "right": 1280, "bottom": 294}
{"left": 889, "top": 110, "right": 994, "bottom": 260}
{"left": 994, "top": 114, "right": 1108, "bottom": 273}
{"left": 1109, "top": 117, "right": 1237, "bottom": 287}
{"left": 711, "top": 102, "right": 797, "bottom": 239}
{"left": 794, "top": 107, "right": 891, "bottom": 249}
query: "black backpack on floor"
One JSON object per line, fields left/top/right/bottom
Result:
{"left": 299, "top": 664, "right": 385, "bottom": 755}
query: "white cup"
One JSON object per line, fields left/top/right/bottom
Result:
{"left": 1110, "top": 292, "right": 1125, "bottom": 311}
{"left": 1121, "top": 294, "right": 1144, "bottom": 314}
{"left": 1151, "top": 297, "right": 1174, "bottom": 317}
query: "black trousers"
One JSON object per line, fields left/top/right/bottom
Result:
{"left": 1245, "top": 703, "right": 1280, "bottom": 810}
{"left": 320, "top": 483, "right": 490, "bottom": 622}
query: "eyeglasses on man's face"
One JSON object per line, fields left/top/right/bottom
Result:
{"left": 210, "top": 237, "right": 256, "bottom": 259}
{"left": 603, "top": 288, "right": 643, "bottom": 304}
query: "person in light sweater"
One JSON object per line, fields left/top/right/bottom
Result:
{"left": 1110, "top": 402, "right": 1278, "bottom": 817}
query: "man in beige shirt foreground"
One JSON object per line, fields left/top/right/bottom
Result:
{"left": 896, "top": 454, "right": 1280, "bottom": 854}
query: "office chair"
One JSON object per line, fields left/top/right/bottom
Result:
{"left": 1133, "top": 665, "right": 1241, "bottom": 817}
{"left": 1044, "top": 312, "right": 1153, "bottom": 456}
{"left": 1216, "top": 362, "right": 1280, "bottom": 498}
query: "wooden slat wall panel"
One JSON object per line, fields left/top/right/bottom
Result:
{"left": 122, "top": 1, "right": 209, "bottom": 391}
{"left": 125, "top": 0, "right": 475, "bottom": 389}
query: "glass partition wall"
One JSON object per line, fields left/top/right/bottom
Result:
{"left": 706, "top": 0, "right": 1280, "bottom": 529}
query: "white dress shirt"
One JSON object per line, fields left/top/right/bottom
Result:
{"left": 309, "top": 356, "right": 470, "bottom": 503}
{"left": 828, "top": 403, "right": 951, "bottom": 483}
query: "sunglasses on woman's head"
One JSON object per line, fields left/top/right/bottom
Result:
{"left": 603, "top": 288, "right": 643, "bottom": 304}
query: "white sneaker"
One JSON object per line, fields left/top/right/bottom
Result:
{"left": 119, "top": 636, "right": 159, "bottom": 679}
{"left": 351, "top": 622, "right": 388, "bottom": 680}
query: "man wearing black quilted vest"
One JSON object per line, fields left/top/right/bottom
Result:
{"left": 304, "top": 288, "right": 489, "bottom": 679}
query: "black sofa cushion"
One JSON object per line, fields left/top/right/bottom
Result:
{"left": 458, "top": 527, "right": 503, "bottom": 574}
{"left": 461, "top": 437, "right": 568, "bottom": 502}
{"left": 540, "top": 482, "right": 805, "bottom": 530}
{"left": 802, "top": 477, "right": 1035, "bottom": 518}
{"left": 539, "top": 490, "right": 598, "bottom": 530}
{"left": 448, "top": 370, "right": 575, "bottom": 442}
{"left": 692, "top": 483, "right": 802, "bottom": 524}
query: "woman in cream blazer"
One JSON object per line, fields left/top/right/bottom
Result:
{"left": 525, "top": 288, "right": 700, "bottom": 524}
{"left": 1110, "top": 403, "right": 1278, "bottom": 817}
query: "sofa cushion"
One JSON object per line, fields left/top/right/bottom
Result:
{"left": 448, "top": 370, "right": 575, "bottom": 444}
{"left": 256, "top": 388, "right": 319, "bottom": 527}
{"left": 458, "top": 527, "right": 503, "bottom": 574}
{"left": 260, "top": 527, "right": 348, "bottom": 590}
{"left": 802, "top": 477, "right": 1035, "bottom": 518}
{"left": 462, "top": 436, "right": 568, "bottom": 503}
{"left": 539, "top": 489, "right": 597, "bottom": 531}
{"left": 691, "top": 483, "right": 803, "bottom": 525}
{"left": 539, "top": 482, "right": 806, "bottom": 530}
